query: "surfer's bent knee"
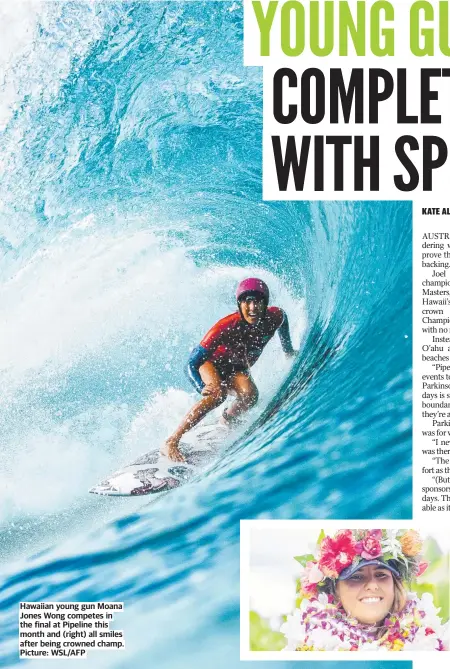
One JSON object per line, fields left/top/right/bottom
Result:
{"left": 203, "top": 385, "right": 227, "bottom": 406}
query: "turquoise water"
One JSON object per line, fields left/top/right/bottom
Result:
{"left": 0, "top": 2, "right": 411, "bottom": 667}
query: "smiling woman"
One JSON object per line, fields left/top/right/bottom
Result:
{"left": 280, "top": 529, "right": 449, "bottom": 651}
{"left": 336, "top": 564, "right": 398, "bottom": 625}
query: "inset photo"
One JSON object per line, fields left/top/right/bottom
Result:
{"left": 241, "top": 521, "right": 449, "bottom": 658}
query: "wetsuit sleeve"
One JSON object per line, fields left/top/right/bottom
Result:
{"left": 185, "top": 345, "right": 211, "bottom": 393}
{"left": 278, "top": 311, "right": 295, "bottom": 354}
{"left": 200, "top": 316, "right": 230, "bottom": 349}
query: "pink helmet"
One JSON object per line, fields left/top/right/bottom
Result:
{"left": 236, "top": 277, "right": 269, "bottom": 303}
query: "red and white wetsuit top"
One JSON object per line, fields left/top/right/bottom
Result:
{"left": 200, "top": 307, "right": 285, "bottom": 371}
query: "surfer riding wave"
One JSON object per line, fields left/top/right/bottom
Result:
{"left": 161, "top": 278, "right": 297, "bottom": 462}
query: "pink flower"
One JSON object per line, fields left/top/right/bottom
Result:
{"left": 300, "top": 578, "right": 318, "bottom": 598}
{"left": 318, "top": 530, "right": 357, "bottom": 578}
{"left": 304, "top": 561, "right": 324, "bottom": 584}
{"left": 416, "top": 561, "right": 429, "bottom": 577}
{"left": 355, "top": 530, "right": 383, "bottom": 560}
{"left": 300, "top": 561, "right": 324, "bottom": 598}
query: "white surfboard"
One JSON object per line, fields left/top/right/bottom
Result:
{"left": 89, "top": 421, "right": 227, "bottom": 497}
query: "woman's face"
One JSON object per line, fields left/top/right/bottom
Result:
{"left": 239, "top": 295, "right": 266, "bottom": 325}
{"left": 336, "top": 565, "right": 395, "bottom": 625}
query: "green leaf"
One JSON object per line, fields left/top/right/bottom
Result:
{"left": 316, "top": 529, "right": 326, "bottom": 545}
{"left": 294, "top": 554, "right": 315, "bottom": 566}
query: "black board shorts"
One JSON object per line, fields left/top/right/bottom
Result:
{"left": 188, "top": 360, "right": 250, "bottom": 394}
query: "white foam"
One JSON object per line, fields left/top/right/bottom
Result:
{"left": 1, "top": 429, "right": 96, "bottom": 519}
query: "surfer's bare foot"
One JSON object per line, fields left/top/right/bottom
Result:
{"left": 161, "top": 438, "right": 186, "bottom": 462}
{"left": 219, "top": 409, "right": 240, "bottom": 428}
{"left": 219, "top": 414, "right": 231, "bottom": 428}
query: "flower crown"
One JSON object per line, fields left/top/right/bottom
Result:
{"left": 295, "top": 529, "right": 428, "bottom": 599}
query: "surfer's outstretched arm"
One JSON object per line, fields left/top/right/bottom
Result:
{"left": 278, "top": 312, "right": 296, "bottom": 357}
{"left": 162, "top": 361, "right": 227, "bottom": 462}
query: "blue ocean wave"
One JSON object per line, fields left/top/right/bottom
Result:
{"left": 0, "top": 2, "right": 411, "bottom": 667}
